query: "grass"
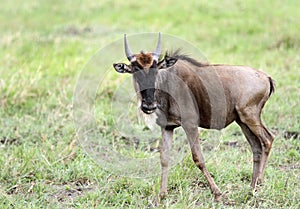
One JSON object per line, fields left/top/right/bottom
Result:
{"left": 1, "top": 0, "right": 300, "bottom": 208}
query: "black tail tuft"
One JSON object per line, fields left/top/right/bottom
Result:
{"left": 268, "top": 77, "right": 275, "bottom": 97}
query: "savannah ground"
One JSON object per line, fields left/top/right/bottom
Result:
{"left": 0, "top": 0, "right": 300, "bottom": 208}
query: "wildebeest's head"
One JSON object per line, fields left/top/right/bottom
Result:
{"left": 113, "top": 33, "right": 177, "bottom": 114}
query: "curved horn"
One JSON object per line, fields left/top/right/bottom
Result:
{"left": 124, "top": 34, "right": 135, "bottom": 61}
{"left": 153, "top": 32, "right": 162, "bottom": 61}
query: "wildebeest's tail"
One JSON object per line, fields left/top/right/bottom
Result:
{"left": 268, "top": 77, "right": 275, "bottom": 97}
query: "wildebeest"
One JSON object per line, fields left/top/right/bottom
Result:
{"left": 113, "top": 33, "right": 275, "bottom": 201}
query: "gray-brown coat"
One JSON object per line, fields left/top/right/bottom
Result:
{"left": 113, "top": 34, "right": 275, "bottom": 202}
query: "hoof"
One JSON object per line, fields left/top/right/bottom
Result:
{"left": 213, "top": 188, "right": 222, "bottom": 202}
{"left": 154, "top": 191, "right": 167, "bottom": 205}
{"left": 159, "top": 191, "right": 168, "bottom": 200}
{"left": 250, "top": 182, "right": 263, "bottom": 193}
{"left": 214, "top": 193, "right": 222, "bottom": 202}
{"left": 257, "top": 178, "right": 263, "bottom": 186}
{"left": 251, "top": 177, "right": 263, "bottom": 188}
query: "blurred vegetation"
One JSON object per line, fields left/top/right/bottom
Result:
{"left": 0, "top": 0, "right": 299, "bottom": 208}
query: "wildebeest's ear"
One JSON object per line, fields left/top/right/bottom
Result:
{"left": 157, "top": 56, "right": 178, "bottom": 69}
{"left": 113, "top": 63, "right": 133, "bottom": 73}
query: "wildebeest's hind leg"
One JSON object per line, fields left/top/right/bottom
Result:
{"left": 159, "top": 127, "right": 173, "bottom": 199}
{"left": 237, "top": 108, "right": 274, "bottom": 186}
{"left": 251, "top": 123, "right": 274, "bottom": 184}
{"left": 184, "top": 127, "right": 222, "bottom": 202}
{"left": 237, "top": 120, "right": 262, "bottom": 188}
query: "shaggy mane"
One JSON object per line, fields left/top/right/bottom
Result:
{"left": 165, "top": 49, "right": 209, "bottom": 67}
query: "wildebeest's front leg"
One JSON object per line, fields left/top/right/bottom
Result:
{"left": 159, "top": 127, "right": 173, "bottom": 199}
{"left": 184, "top": 126, "right": 222, "bottom": 202}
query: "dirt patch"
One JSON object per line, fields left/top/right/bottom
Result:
{"left": 50, "top": 185, "right": 94, "bottom": 202}
{"left": 63, "top": 26, "right": 92, "bottom": 36}
{"left": 283, "top": 131, "right": 300, "bottom": 140}
{"left": 268, "top": 35, "right": 299, "bottom": 50}
{"left": 190, "top": 179, "right": 208, "bottom": 189}
{"left": 0, "top": 137, "right": 21, "bottom": 146}
{"left": 59, "top": 25, "right": 119, "bottom": 37}
{"left": 278, "top": 163, "right": 300, "bottom": 171}
{"left": 223, "top": 141, "right": 240, "bottom": 148}
{"left": 48, "top": 179, "right": 98, "bottom": 203}
{"left": 271, "top": 128, "right": 300, "bottom": 140}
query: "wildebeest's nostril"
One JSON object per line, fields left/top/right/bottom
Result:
{"left": 141, "top": 102, "right": 157, "bottom": 114}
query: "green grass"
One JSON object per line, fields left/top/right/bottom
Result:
{"left": 1, "top": 0, "right": 300, "bottom": 208}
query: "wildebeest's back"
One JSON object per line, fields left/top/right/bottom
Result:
{"left": 161, "top": 60, "right": 272, "bottom": 129}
